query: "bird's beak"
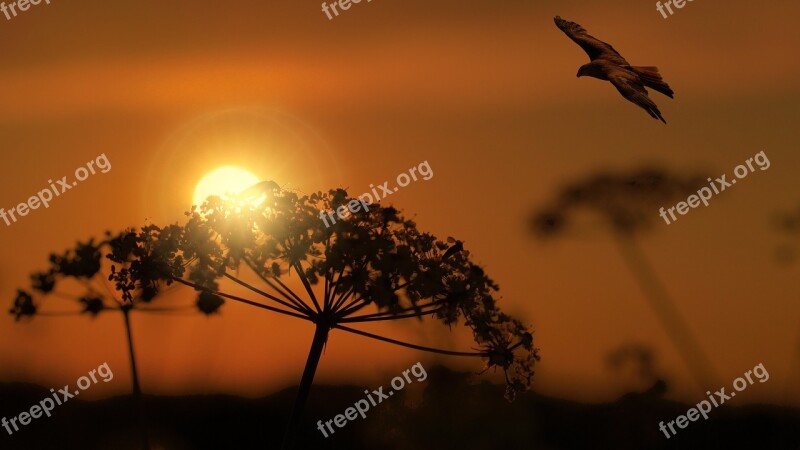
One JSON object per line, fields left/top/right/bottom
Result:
{"left": 576, "top": 71, "right": 581, "bottom": 78}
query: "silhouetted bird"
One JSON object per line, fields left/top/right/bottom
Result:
{"left": 554, "top": 16, "right": 674, "bottom": 123}
{"left": 240, "top": 180, "right": 280, "bottom": 198}
{"left": 239, "top": 180, "right": 281, "bottom": 209}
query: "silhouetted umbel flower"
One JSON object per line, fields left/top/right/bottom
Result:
{"left": 104, "top": 182, "right": 539, "bottom": 449}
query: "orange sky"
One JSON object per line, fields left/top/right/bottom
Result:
{"left": 0, "top": 0, "right": 798, "bottom": 406}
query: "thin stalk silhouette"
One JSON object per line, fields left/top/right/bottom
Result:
{"left": 122, "top": 305, "right": 150, "bottom": 450}
{"left": 614, "top": 232, "right": 718, "bottom": 391}
{"left": 280, "top": 324, "right": 329, "bottom": 450}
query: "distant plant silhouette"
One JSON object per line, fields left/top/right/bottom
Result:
{"left": 773, "top": 203, "right": 800, "bottom": 265}
{"left": 772, "top": 202, "right": 800, "bottom": 401}
{"left": 10, "top": 230, "right": 220, "bottom": 450}
{"left": 99, "top": 182, "right": 539, "bottom": 449}
{"left": 529, "top": 167, "right": 718, "bottom": 392}
{"left": 606, "top": 342, "right": 667, "bottom": 398}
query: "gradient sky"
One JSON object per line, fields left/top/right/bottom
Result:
{"left": 0, "top": 0, "right": 798, "bottom": 406}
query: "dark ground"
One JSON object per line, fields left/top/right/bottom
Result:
{"left": 0, "top": 366, "right": 797, "bottom": 450}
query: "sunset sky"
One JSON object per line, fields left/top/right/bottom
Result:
{"left": 1, "top": 0, "right": 798, "bottom": 408}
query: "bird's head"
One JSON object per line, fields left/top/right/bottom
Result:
{"left": 576, "top": 64, "right": 590, "bottom": 78}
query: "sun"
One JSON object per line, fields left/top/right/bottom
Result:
{"left": 193, "top": 166, "right": 260, "bottom": 206}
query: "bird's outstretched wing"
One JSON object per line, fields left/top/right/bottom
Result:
{"left": 554, "top": 16, "right": 628, "bottom": 65}
{"left": 608, "top": 70, "right": 667, "bottom": 123}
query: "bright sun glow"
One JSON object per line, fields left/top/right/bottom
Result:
{"left": 193, "top": 166, "right": 260, "bottom": 206}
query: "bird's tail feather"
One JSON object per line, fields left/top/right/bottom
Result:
{"left": 630, "top": 66, "right": 674, "bottom": 99}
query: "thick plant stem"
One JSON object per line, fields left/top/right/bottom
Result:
{"left": 122, "top": 307, "right": 151, "bottom": 450}
{"left": 614, "top": 233, "right": 718, "bottom": 392}
{"left": 281, "top": 324, "right": 329, "bottom": 450}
